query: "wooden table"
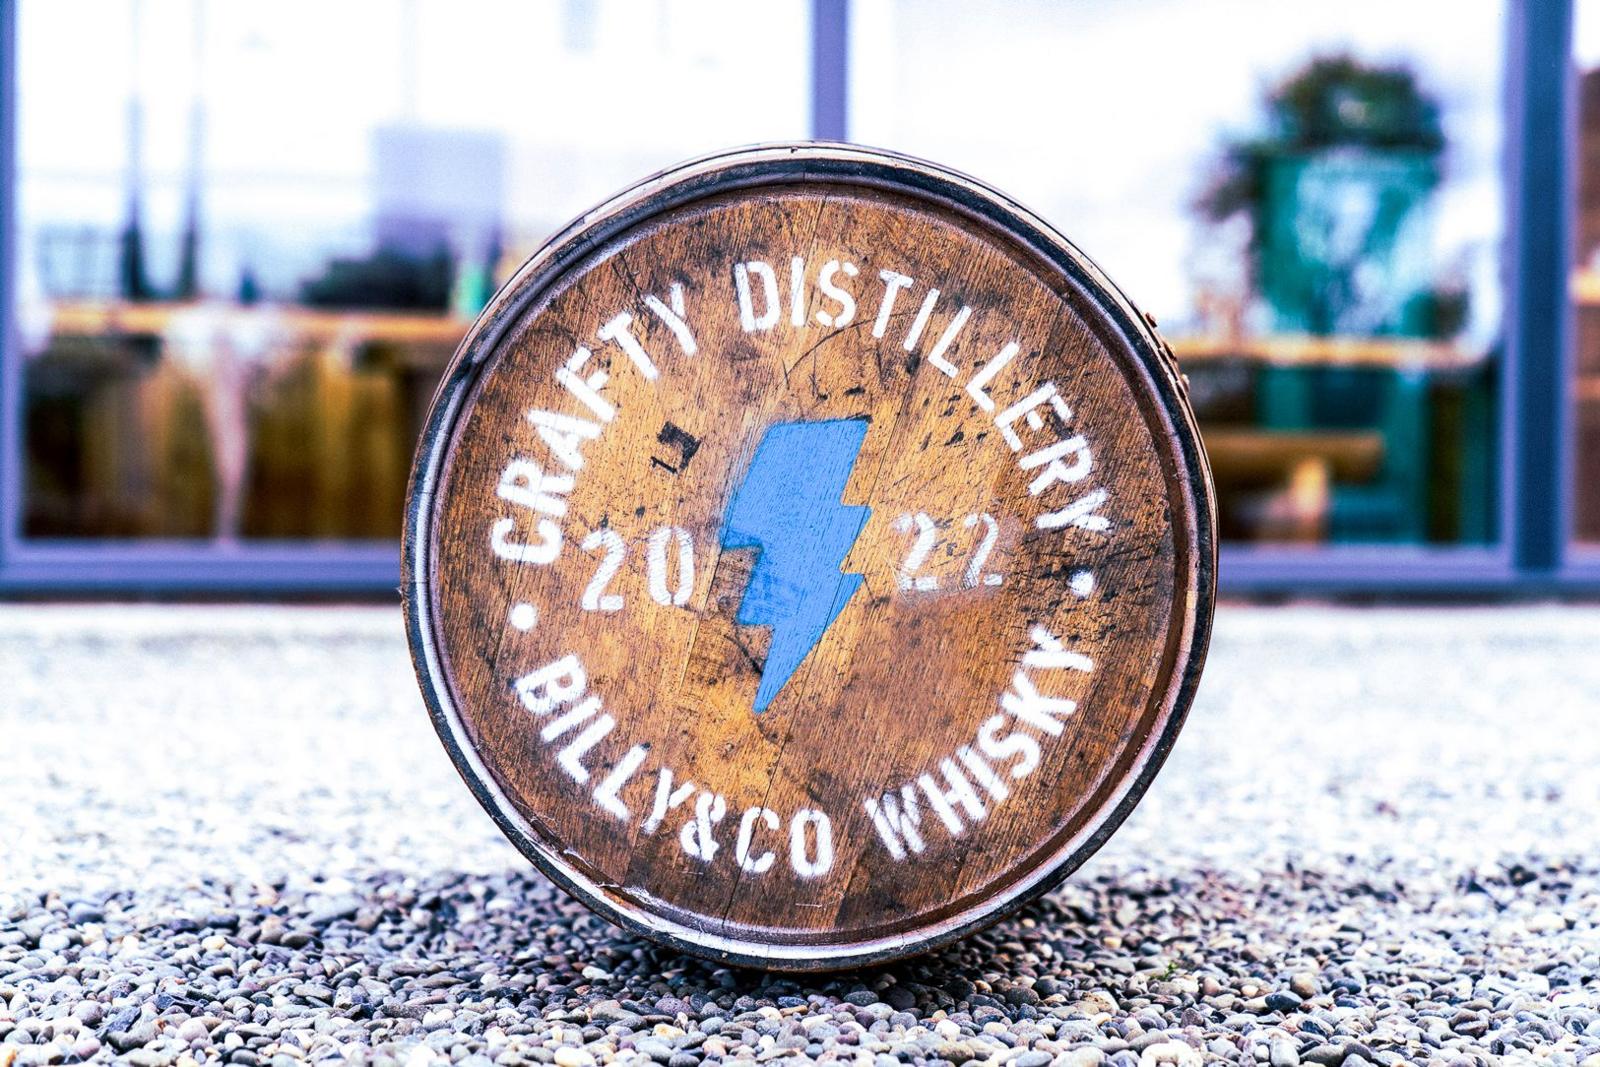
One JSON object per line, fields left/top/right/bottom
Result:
{"left": 1169, "top": 332, "right": 1480, "bottom": 370}
{"left": 34, "top": 300, "right": 469, "bottom": 540}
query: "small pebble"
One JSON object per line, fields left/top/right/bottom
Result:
{"left": 1265, "top": 991, "right": 1304, "bottom": 1013}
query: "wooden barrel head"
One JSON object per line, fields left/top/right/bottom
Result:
{"left": 403, "top": 144, "right": 1215, "bottom": 970}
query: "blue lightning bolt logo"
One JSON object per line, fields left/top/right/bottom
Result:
{"left": 721, "top": 418, "right": 871, "bottom": 714}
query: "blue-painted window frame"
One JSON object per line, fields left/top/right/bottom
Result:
{"left": 0, "top": 0, "right": 1592, "bottom": 594}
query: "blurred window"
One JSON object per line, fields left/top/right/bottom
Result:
{"left": 13, "top": 0, "right": 810, "bottom": 542}
{"left": 1574, "top": 0, "right": 1600, "bottom": 547}
{"left": 852, "top": 0, "right": 1507, "bottom": 547}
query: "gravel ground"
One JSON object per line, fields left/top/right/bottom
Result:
{"left": 3, "top": 603, "right": 1600, "bottom": 1067}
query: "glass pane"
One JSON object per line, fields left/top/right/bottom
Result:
{"left": 1576, "top": 1, "right": 1600, "bottom": 546}
{"left": 14, "top": 0, "right": 810, "bottom": 541}
{"left": 852, "top": 0, "right": 1506, "bottom": 547}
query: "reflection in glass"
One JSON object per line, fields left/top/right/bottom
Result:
{"left": 1575, "top": 3, "right": 1600, "bottom": 545}
{"left": 16, "top": 0, "right": 810, "bottom": 541}
{"left": 851, "top": 0, "right": 1505, "bottom": 546}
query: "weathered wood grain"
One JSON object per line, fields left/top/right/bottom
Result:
{"left": 403, "top": 145, "right": 1216, "bottom": 970}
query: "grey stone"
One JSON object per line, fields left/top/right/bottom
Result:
{"left": 633, "top": 1038, "right": 674, "bottom": 1062}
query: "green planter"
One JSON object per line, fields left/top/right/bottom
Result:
{"left": 1258, "top": 148, "right": 1438, "bottom": 337}
{"left": 1254, "top": 148, "right": 1443, "bottom": 544}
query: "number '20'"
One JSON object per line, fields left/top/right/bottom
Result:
{"left": 578, "top": 526, "right": 694, "bottom": 613}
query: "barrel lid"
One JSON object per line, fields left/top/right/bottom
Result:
{"left": 403, "top": 143, "right": 1215, "bottom": 970}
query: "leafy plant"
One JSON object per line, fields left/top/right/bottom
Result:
{"left": 1196, "top": 54, "right": 1445, "bottom": 278}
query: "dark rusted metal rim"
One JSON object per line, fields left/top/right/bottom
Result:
{"left": 402, "top": 142, "right": 1217, "bottom": 971}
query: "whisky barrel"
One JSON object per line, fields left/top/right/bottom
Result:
{"left": 403, "top": 144, "right": 1215, "bottom": 970}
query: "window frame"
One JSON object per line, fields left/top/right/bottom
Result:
{"left": 0, "top": 0, "right": 1593, "bottom": 594}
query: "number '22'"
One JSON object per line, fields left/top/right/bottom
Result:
{"left": 893, "top": 511, "right": 1004, "bottom": 592}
